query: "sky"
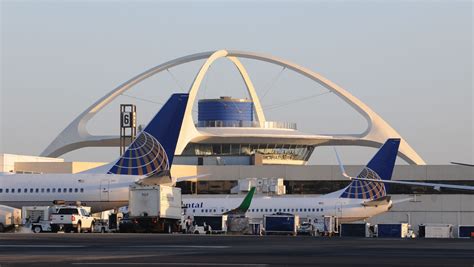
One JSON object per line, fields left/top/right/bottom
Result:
{"left": 1, "top": 0, "right": 472, "bottom": 165}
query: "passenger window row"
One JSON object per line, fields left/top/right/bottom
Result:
{"left": 0, "top": 188, "right": 84, "bottom": 194}
{"left": 192, "top": 207, "right": 324, "bottom": 213}
{"left": 248, "top": 208, "right": 324, "bottom": 213}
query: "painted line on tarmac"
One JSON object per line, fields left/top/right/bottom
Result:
{"left": 124, "top": 245, "right": 231, "bottom": 249}
{"left": 0, "top": 245, "right": 229, "bottom": 249}
{"left": 72, "top": 263, "right": 267, "bottom": 266}
{"left": 0, "top": 245, "right": 86, "bottom": 248}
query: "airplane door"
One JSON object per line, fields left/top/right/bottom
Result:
{"left": 100, "top": 179, "right": 110, "bottom": 201}
{"left": 335, "top": 203, "right": 343, "bottom": 218}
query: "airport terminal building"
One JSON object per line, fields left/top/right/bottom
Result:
{"left": 2, "top": 50, "right": 473, "bottom": 236}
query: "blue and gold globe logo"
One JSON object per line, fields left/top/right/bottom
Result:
{"left": 108, "top": 131, "right": 169, "bottom": 176}
{"left": 340, "top": 167, "right": 386, "bottom": 199}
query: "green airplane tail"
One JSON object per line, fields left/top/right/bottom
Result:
{"left": 224, "top": 187, "right": 256, "bottom": 215}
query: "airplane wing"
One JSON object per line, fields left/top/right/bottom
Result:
{"left": 351, "top": 177, "right": 474, "bottom": 192}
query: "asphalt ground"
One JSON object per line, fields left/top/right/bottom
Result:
{"left": 0, "top": 233, "right": 473, "bottom": 267}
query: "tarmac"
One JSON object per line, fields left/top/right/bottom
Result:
{"left": 0, "top": 233, "right": 473, "bottom": 266}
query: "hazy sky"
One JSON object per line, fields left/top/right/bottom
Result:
{"left": 1, "top": 0, "right": 472, "bottom": 165}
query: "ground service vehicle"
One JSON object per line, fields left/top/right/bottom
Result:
{"left": 22, "top": 205, "right": 61, "bottom": 233}
{"left": 297, "top": 221, "right": 315, "bottom": 236}
{"left": 127, "top": 185, "right": 182, "bottom": 233}
{"left": 50, "top": 206, "right": 95, "bottom": 233}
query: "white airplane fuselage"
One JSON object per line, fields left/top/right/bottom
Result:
{"left": 182, "top": 191, "right": 392, "bottom": 223}
{"left": 1, "top": 174, "right": 392, "bottom": 221}
{"left": 0, "top": 174, "right": 140, "bottom": 212}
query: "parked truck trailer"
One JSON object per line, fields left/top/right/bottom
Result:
{"left": 127, "top": 185, "right": 182, "bottom": 233}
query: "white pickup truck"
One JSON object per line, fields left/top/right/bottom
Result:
{"left": 50, "top": 206, "right": 95, "bottom": 233}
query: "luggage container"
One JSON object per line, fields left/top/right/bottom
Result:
{"left": 377, "top": 223, "right": 409, "bottom": 238}
{"left": 263, "top": 214, "right": 299, "bottom": 236}
{"left": 0, "top": 205, "right": 21, "bottom": 232}
{"left": 193, "top": 215, "right": 227, "bottom": 234}
{"left": 227, "top": 215, "right": 251, "bottom": 234}
{"left": 419, "top": 224, "right": 453, "bottom": 238}
{"left": 340, "top": 223, "right": 370, "bottom": 237}
{"left": 458, "top": 225, "right": 474, "bottom": 238}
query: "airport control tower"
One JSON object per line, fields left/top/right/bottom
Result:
{"left": 178, "top": 96, "right": 313, "bottom": 166}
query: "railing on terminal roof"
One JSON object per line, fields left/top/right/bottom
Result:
{"left": 196, "top": 120, "right": 297, "bottom": 130}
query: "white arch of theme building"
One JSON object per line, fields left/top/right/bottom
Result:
{"left": 40, "top": 50, "right": 425, "bottom": 165}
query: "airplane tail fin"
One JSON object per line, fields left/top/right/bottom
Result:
{"left": 107, "top": 93, "right": 189, "bottom": 177}
{"left": 224, "top": 187, "right": 256, "bottom": 215}
{"left": 339, "top": 138, "right": 400, "bottom": 200}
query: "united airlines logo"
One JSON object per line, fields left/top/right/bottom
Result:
{"left": 108, "top": 131, "right": 169, "bottom": 176}
{"left": 340, "top": 167, "right": 386, "bottom": 200}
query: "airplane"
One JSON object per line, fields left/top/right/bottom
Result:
{"left": 2, "top": 94, "right": 473, "bottom": 218}
{"left": 182, "top": 138, "right": 474, "bottom": 223}
{"left": 0, "top": 93, "right": 190, "bottom": 213}
{"left": 223, "top": 187, "right": 256, "bottom": 216}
